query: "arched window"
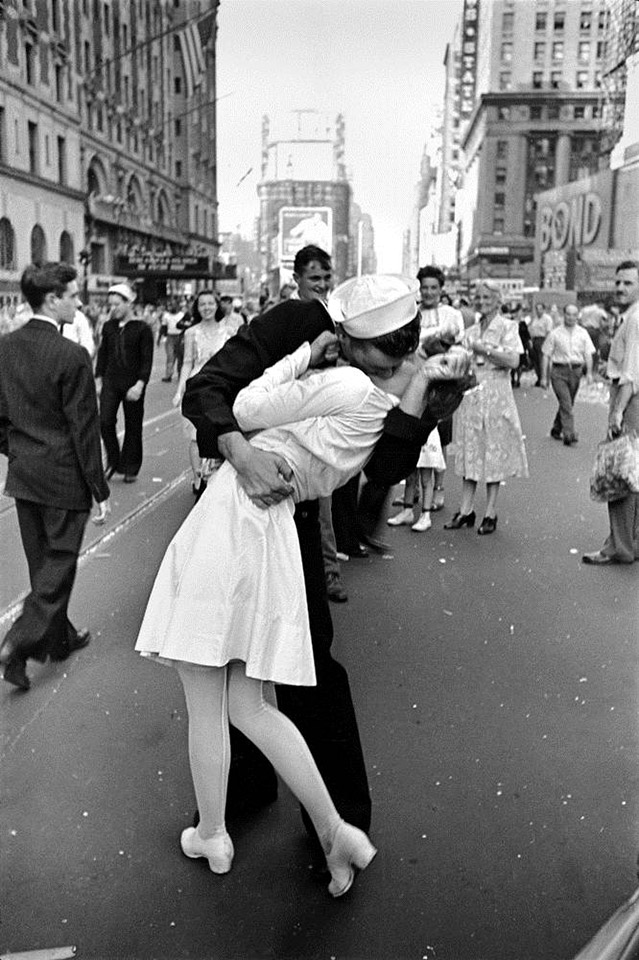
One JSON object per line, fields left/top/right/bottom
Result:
{"left": 30, "top": 224, "right": 47, "bottom": 266}
{"left": 59, "top": 230, "right": 74, "bottom": 263}
{"left": 126, "top": 175, "right": 143, "bottom": 213}
{"left": 156, "top": 190, "right": 170, "bottom": 226}
{"left": 0, "top": 218, "right": 16, "bottom": 270}
{"left": 87, "top": 156, "right": 108, "bottom": 196}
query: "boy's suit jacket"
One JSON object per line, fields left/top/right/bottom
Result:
{"left": 0, "top": 317, "right": 109, "bottom": 511}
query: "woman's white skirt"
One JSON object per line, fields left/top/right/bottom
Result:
{"left": 135, "top": 461, "right": 316, "bottom": 686}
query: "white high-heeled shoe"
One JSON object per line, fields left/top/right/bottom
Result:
{"left": 325, "top": 821, "right": 377, "bottom": 897}
{"left": 180, "top": 826, "right": 234, "bottom": 874}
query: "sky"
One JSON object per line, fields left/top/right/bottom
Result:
{"left": 215, "top": 0, "right": 463, "bottom": 272}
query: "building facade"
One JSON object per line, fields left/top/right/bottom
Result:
{"left": 454, "top": 0, "right": 611, "bottom": 285}
{"left": 0, "top": 0, "right": 219, "bottom": 307}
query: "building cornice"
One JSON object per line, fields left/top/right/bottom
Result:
{"left": 0, "top": 76, "right": 82, "bottom": 127}
{"left": 0, "top": 163, "right": 86, "bottom": 203}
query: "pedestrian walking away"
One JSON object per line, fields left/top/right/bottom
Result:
{"left": 583, "top": 260, "right": 639, "bottom": 565}
{"left": 138, "top": 275, "right": 471, "bottom": 894}
{"left": 528, "top": 302, "right": 554, "bottom": 386}
{"left": 95, "top": 283, "right": 154, "bottom": 484}
{"left": 0, "top": 262, "right": 110, "bottom": 691}
{"left": 541, "top": 303, "right": 595, "bottom": 446}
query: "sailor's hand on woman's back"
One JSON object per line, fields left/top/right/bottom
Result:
{"left": 218, "top": 431, "right": 294, "bottom": 509}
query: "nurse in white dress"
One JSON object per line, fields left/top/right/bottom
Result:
{"left": 135, "top": 275, "right": 464, "bottom": 896}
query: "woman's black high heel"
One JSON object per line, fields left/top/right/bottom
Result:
{"left": 477, "top": 516, "right": 497, "bottom": 535}
{"left": 444, "top": 511, "right": 476, "bottom": 530}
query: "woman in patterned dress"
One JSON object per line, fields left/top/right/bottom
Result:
{"left": 173, "top": 290, "right": 244, "bottom": 497}
{"left": 445, "top": 281, "right": 529, "bottom": 535}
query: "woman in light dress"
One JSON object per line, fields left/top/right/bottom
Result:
{"left": 445, "top": 280, "right": 529, "bottom": 535}
{"left": 137, "top": 273, "right": 472, "bottom": 897}
{"left": 172, "top": 290, "right": 244, "bottom": 497}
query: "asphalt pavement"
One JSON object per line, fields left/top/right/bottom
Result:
{"left": 1, "top": 369, "right": 638, "bottom": 960}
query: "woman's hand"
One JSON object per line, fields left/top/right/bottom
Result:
{"left": 309, "top": 331, "right": 340, "bottom": 367}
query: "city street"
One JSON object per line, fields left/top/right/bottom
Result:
{"left": 1, "top": 370, "right": 638, "bottom": 960}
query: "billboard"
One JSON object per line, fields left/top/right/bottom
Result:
{"left": 278, "top": 207, "right": 333, "bottom": 264}
{"left": 460, "top": 0, "right": 480, "bottom": 118}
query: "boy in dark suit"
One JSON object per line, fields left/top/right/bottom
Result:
{"left": 0, "top": 263, "right": 110, "bottom": 690}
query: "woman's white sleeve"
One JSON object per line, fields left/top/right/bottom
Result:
{"left": 234, "top": 356, "right": 371, "bottom": 431}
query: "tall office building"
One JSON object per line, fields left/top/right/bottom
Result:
{"left": 449, "top": 0, "right": 610, "bottom": 286}
{"left": 0, "top": 0, "right": 219, "bottom": 306}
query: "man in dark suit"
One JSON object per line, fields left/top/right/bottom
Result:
{"left": 0, "top": 262, "right": 110, "bottom": 690}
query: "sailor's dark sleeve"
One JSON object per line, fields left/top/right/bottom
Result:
{"left": 182, "top": 300, "right": 332, "bottom": 458}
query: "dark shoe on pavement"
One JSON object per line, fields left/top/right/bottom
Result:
{"left": 550, "top": 429, "right": 562, "bottom": 440}
{"left": 105, "top": 465, "right": 120, "bottom": 480}
{"left": 477, "top": 515, "right": 498, "bottom": 536}
{"left": 563, "top": 435, "right": 578, "bottom": 446}
{"left": 49, "top": 629, "right": 91, "bottom": 662}
{"left": 123, "top": 474, "right": 138, "bottom": 483}
{"left": 2, "top": 658, "right": 30, "bottom": 691}
{"left": 326, "top": 572, "right": 348, "bottom": 603}
{"left": 582, "top": 552, "right": 615, "bottom": 566}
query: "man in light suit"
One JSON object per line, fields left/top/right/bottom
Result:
{"left": 0, "top": 263, "right": 110, "bottom": 690}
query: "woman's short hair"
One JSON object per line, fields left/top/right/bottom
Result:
{"left": 474, "top": 280, "right": 503, "bottom": 301}
{"left": 191, "top": 289, "right": 216, "bottom": 324}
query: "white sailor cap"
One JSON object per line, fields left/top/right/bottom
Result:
{"left": 327, "top": 275, "right": 419, "bottom": 339}
{"left": 108, "top": 282, "right": 136, "bottom": 303}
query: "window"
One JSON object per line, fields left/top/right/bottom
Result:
{"left": 547, "top": 103, "right": 560, "bottom": 119}
{"left": 551, "top": 70, "right": 562, "bottom": 89}
{"left": 592, "top": 103, "right": 601, "bottom": 119}
{"left": 596, "top": 40, "right": 606, "bottom": 59}
{"left": 57, "top": 136, "right": 66, "bottom": 183}
{"left": 552, "top": 41, "right": 564, "bottom": 60}
{"left": 30, "top": 225, "right": 47, "bottom": 266}
{"left": 494, "top": 192, "right": 505, "bottom": 208}
{"left": 104, "top": 2, "right": 110, "bottom": 34}
{"left": 554, "top": 11, "right": 565, "bottom": 31}
{"left": 0, "top": 107, "right": 5, "bottom": 163}
{"left": 493, "top": 216, "right": 505, "bottom": 234}
{"left": 84, "top": 41, "right": 91, "bottom": 73}
{"left": 495, "top": 169, "right": 507, "bottom": 186}
{"left": 27, "top": 121, "right": 39, "bottom": 174}
{"left": 194, "top": 204, "right": 199, "bottom": 233}
{"left": 530, "top": 104, "right": 542, "bottom": 119}
{"left": 535, "top": 12, "right": 547, "bottom": 31}
{"left": 496, "top": 139, "right": 508, "bottom": 160}
{"left": 502, "top": 11, "right": 514, "bottom": 32}
{"left": 598, "top": 10, "right": 608, "bottom": 31}
{"left": 59, "top": 230, "right": 73, "bottom": 263}
{"left": 25, "top": 43, "right": 35, "bottom": 85}
{"left": 175, "top": 119, "right": 181, "bottom": 136}
{"left": 97, "top": 106, "right": 103, "bottom": 132}
{"left": 55, "top": 64, "right": 64, "bottom": 102}
{"left": 533, "top": 71, "right": 543, "bottom": 89}
{"left": 45, "top": 134, "right": 50, "bottom": 166}
{"left": 501, "top": 42, "right": 513, "bottom": 62}
{"left": 174, "top": 76, "right": 181, "bottom": 95}
{"left": 0, "top": 218, "right": 16, "bottom": 270}
{"left": 499, "top": 72, "right": 511, "bottom": 91}
{"left": 534, "top": 41, "right": 546, "bottom": 61}
{"left": 580, "top": 11, "right": 592, "bottom": 31}
{"left": 579, "top": 40, "right": 591, "bottom": 62}
{"left": 574, "top": 105, "right": 586, "bottom": 119}
{"left": 498, "top": 106, "right": 511, "bottom": 120}
{"left": 175, "top": 160, "right": 182, "bottom": 178}
{"left": 576, "top": 70, "right": 589, "bottom": 88}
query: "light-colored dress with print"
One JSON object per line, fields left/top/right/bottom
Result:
{"left": 453, "top": 315, "right": 529, "bottom": 483}
{"left": 182, "top": 317, "right": 243, "bottom": 439}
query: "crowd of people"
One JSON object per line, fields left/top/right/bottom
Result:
{"left": 0, "top": 250, "right": 637, "bottom": 903}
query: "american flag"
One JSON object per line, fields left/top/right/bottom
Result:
{"left": 178, "top": 10, "right": 215, "bottom": 99}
